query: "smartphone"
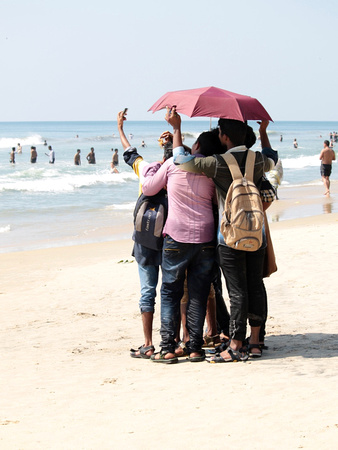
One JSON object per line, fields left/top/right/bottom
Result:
{"left": 123, "top": 108, "right": 128, "bottom": 116}
{"left": 168, "top": 105, "right": 176, "bottom": 115}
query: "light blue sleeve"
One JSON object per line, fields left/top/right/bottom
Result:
{"left": 173, "top": 145, "right": 195, "bottom": 165}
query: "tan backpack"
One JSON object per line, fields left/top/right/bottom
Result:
{"left": 220, "top": 150, "right": 264, "bottom": 251}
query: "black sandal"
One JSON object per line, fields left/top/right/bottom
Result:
{"left": 246, "top": 344, "right": 262, "bottom": 358}
{"left": 207, "top": 347, "right": 248, "bottom": 363}
{"left": 130, "top": 345, "right": 155, "bottom": 359}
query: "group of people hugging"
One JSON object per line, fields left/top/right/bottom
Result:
{"left": 117, "top": 107, "right": 278, "bottom": 364}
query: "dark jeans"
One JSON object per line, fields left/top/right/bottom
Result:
{"left": 160, "top": 236, "right": 215, "bottom": 353}
{"left": 217, "top": 244, "right": 266, "bottom": 342}
{"left": 212, "top": 265, "right": 230, "bottom": 337}
{"left": 259, "top": 285, "right": 268, "bottom": 342}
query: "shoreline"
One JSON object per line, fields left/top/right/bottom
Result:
{"left": 1, "top": 181, "right": 337, "bottom": 255}
{"left": 266, "top": 181, "right": 337, "bottom": 222}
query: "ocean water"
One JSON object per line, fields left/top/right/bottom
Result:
{"left": 0, "top": 120, "right": 337, "bottom": 253}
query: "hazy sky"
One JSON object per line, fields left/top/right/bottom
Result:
{"left": 1, "top": 0, "right": 337, "bottom": 122}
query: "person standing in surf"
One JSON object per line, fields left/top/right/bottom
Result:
{"left": 319, "top": 140, "right": 336, "bottom": 196}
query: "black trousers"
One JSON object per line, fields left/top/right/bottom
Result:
{"left": 217, "top": 244, "right": 266, "bottom": 342}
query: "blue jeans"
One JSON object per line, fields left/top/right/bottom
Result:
{"left": 138, "top": 264, "right": 159, "bottom": 313}
{"left": 160, "top": 236, "right": 215, "bottom": 353}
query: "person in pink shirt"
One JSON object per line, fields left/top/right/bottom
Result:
{"left": 142, "top": 108, "right": 218, "bottom": 364}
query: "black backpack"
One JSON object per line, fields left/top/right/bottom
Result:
{"left": 133, "top": 189, "right": 168, "bottom": 251}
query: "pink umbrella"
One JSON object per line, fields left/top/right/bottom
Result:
{"left": 148, "top": 86, "right": 273, "bottom": 122}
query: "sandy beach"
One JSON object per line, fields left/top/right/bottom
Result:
{"left": 1, "top": 183, "right": 338, "bottom": 449}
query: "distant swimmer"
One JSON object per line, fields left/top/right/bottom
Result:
{"left": 293, "top": 138, "right": 298, "bottom": 149}
{"left": 111, "top": 148, "right": 119, "bottom": 173}
{"left": 319, "top": 140, "right": 336, "bottom": 196}
{"left": 30, "top": 146, "right": 37, "bottom": 163}
{"left": 17, "top": 143, "right": 22, "bottom": 154}
{"left": 86, "top": 147, "right": 96, "bottom": 164}
{"left": 112, "top": 148, "right": 119, "bottom": 166}
{"left": 10, "top": 147, "right": 15, "bottom": 164}
{"left": 43, "top": 140, "right": 47, "bottom": 146}
{"left": 140, "top": 140, "right": 146, "bottom": 148}
{"left": 128, "top": 133, "right": 133, "bottom": 140}
{"left": 280, "top": 135, "right": 283, "bottom": 142}
{"left": 45, "top": 145, "right": 55, "bottom": 164}
{"left": 74, "top": 149, "right": 81, "bottom": 165}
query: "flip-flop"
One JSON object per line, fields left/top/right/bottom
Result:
{"left": 207, "top": 347, "right": 248, "bottom": 363}
{"left": 187, "top": 350, "right": 205, "bottom": 362}
{"left": 150, "top": 351, "right": 178, "bottom": 364}
{"left": 130, "top": 345, "right": 155, "bottom": 359}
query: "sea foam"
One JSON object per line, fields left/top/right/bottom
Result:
{"left": 0, "top": 134, "right": 44, "bottom": 149}
{"left": 0, "top": 169, "right": 137, "bottom": 193}
{"left": 0, "top": 225, "right": 10, "bottom": 233}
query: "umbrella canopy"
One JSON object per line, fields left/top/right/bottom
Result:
{"left": 148, "top": 86, "right": 273, "bottom": 122}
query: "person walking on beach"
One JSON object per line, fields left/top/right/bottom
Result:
{"left": 319, "top": 140, "right": 336, "bottom": 196}
{"left": 10, "top": 147, "right": 15, "bottom": 164}
{"left": 173, "top": 116, "right": 278, "bottom": 362}
{"left": 45, "top": 145, "right": 55, "bottom": 164}
{"left": 117, "top": 110, "right": 171, "bottom": 360}
{"left": 74, "top": 149, "right": 81, "bottom": 165}
{"left": 86, "top": 148, "right": 96, "bottom": 164}
{"left": 30, "top": 146, "right": 37, "bottom": 163}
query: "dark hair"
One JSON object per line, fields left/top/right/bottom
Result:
{"left": 324, "top": 140, "right": 330, "bottom": 146}
{"left": 163, "top": 142, "right": 173, "bottom": 161}
{"left": 196, "top": 128, "right": 223, "bottom": 156}
{"left": 218, "top": 118, "right": 247, "bottom": 146}
{"left": 244, "top": 125, "right": 257, "bottom": 149}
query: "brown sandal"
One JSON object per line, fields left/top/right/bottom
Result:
{"left": 202, "top": 334, "right": 221, "bottom": 348}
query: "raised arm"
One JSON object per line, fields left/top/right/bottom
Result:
{"left": 165, "top": 106, "right": 183, "bottom": 148}
{"left": 258, "top": 120, "right": 271, "bottom": 149}
{"left": 117, "top": 110, "right": 131, "bottom": 150}
{"left": 258, "top": 120, "right": 278, "bottom": 168}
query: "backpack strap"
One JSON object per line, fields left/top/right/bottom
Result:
{"left": 221, "top": 152, "right": 243, "bottom": 180}
{"left": 244, "top": 150, "right": 256, "bottom": 182}
{"left": 221, "top": 150, "right": 256, "bottom": 182}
